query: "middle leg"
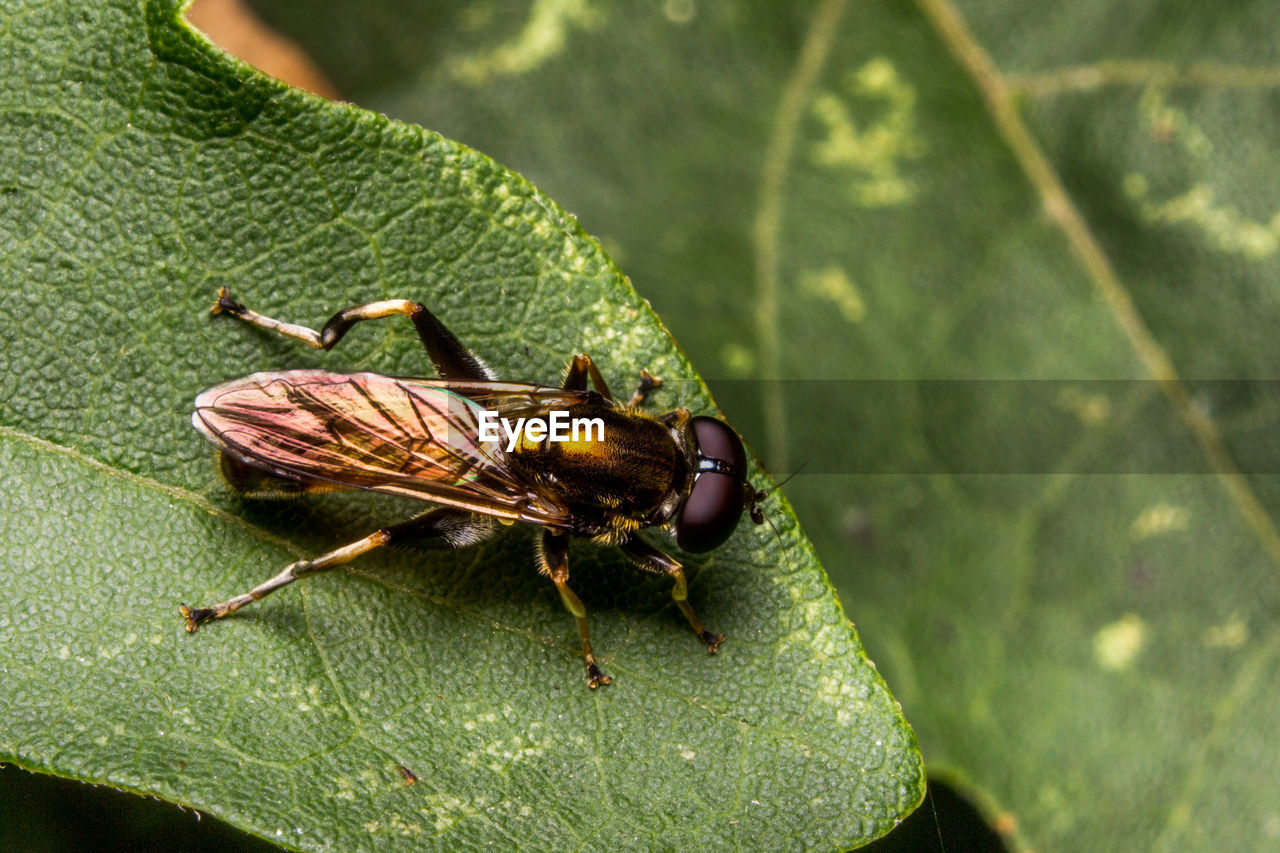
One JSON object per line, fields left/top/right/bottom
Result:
{"left": 563, "top": 353, "right": 663, "bottom": 409}
{"left": 539, "top": 530, "right": 610, "bottom": 687}
{"left": 619, "top": 536, "right": 724, "bottom": 653}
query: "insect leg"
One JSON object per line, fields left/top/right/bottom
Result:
{"left": 561, "top": 354, "right": 614, "bottom": 400}
{"left": 625, "top": 369, "right": 662, "bottom": 408}
{"left": 181, "top": 509, "right": 493, "bottom": 631}
{"left": 563, "top": 353, "right": 659, "bottom": 408}
{"left": 210, "top": 288, "right": 493, "bottom": 381}
{"left": 538, "top": 531, "right": 610, "bottom": 687}
{"left": 619, "top": 536, "right": 724, "bottom": 653}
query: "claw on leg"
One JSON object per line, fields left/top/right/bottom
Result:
{"left": 699, "top": 629, "right": 726, "bottom": 654}
{"left": 627, "top": 369, "right": 662, "bottom": 408}
{"left": 587, "top": 660, "right": 612, "bottom": 688}
{"left": 179, "top": 603, "right": 216, "bottom": 632}
{"left": 209, "top": 286, "right": 243, "bottom": 316}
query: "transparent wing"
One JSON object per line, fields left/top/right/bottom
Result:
{"left": 192, "top": 370, "right": 580, "bottom": 526}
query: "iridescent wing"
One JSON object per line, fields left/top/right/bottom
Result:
{"left": 192, "top": 370, "right": 584, "bottom": 527}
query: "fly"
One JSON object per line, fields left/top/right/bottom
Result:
{"left": 182, "top": 289, "right": 767, "bottom": 687}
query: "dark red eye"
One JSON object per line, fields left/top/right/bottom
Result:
{"left": 675, "top": 417, "right": 748, "bottom": 552}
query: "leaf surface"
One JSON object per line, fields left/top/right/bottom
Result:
{"left": 0, "top": 1, "right": 922, "bottom": 850}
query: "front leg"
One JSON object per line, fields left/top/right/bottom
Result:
{"left": 563, "top": 354, "right": 662, "bottom": 409}
{"left": 561, "top": 353, "right": 613, "bottom": 399}
{"left": 625, "top": 369, "right": 662, "bottom": 409}
{"left": 539, "top": 531, "right": 610, "bottom": 687}
{"left": 210, "top": 287, "right": 494, "bottom": 381}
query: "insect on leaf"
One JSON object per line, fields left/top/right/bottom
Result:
{"left": 0, "top": 0, "right": 923, "bottom": 850}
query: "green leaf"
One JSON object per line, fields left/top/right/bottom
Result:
{"left": 238, "top": 0, "right": 1280, "bottom": 849}
{"left": 0, "top": 0, "right": 921, "bottom": 850}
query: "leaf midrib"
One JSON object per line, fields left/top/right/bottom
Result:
{"left": 913, "top": 0, "right": 1280, "bottom": 848}
{"left": 913, "top": 0, "right": 1280, "bottom": 570}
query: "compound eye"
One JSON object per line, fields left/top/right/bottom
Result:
{"left": 676, "top": 472, "right": 745, "bottom": 552}
{"left": 688, "top": 416, "right": 746, "bottom": 474}
{"left": 675, "top": 417, "right": 749, "bottom": 552}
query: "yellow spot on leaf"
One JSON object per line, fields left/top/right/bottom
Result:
{"left": 389, "top": 815, "right": 423, "bottom": 836}
{"left": 1126, "top": 176, "right": 1280, "bottom": 260}
{"left": 451, "top": 0, "right": 603, "bottom": 85}
{"left": 720, "top": 342, "right": 755, "bottom": 376}
{"left": 1130, "top": 503, "right": 1190, "bottom": 540}
{"left": 809, "top": 58, "right": 926, "bottom": 207}
{"left": 1093, "top": 613, "right": 1146, "bottom": 671}
{"left": 663, "top": 0, "right": 695, "bottom": 24}
{"left": 800, "top": 266, "right": 865, "bottom": 323}
{"left": 423, "top": 793, "right": 484, "bottom": 833}
{"left": 1203, "top": 613, "right": 1248, "bottom": 649}
{"left": 1139, "top": 87, "right": 1212, "bottom": 158}
{"left": 1056, "top": 386, "right": 1110, "bottom": 426}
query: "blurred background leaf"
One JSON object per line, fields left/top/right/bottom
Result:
{"left": 213, "top": 0, "right": 1278, "bottom": 849}
{"left": 0, "top": 0, "right": 921, "bottom": 850}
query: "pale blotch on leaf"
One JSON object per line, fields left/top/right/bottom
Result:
{"left": 389, "top": 815, "right": 425, "bottom": 837}
{"left": 720, "top": 342, "right": 755, "bottom": 376}
{"left": 462, "top": 710, "right": 500, "bottom": 732}
{"left": 663, "top": 0, "right": 695, "bottom": 25}
{"left": 1033, "top": 786, "right": 1067, "bottom": 832}
{"left": 1129, "top": 502, "right": 1190, "bottom": 541}
{"left": 815, "top": 666, "right": 873, "bottom": 728}
{"left": 1056, "top": 386, "right": 1111, "bottom": 426}
{"left": 476, "top": 733, "right": 547, "bottom": 771}
{"left": 586, "top": 295, "right": 652, "bottom": 357}
{"left": 1139, "top": 87, "right": 1212, "bottom": 158}
{"left": 800, "top": 266, "right": 866, "bottom": 323}
{"left": 1202, "top": 613, "right": 1248, "bottom": 649}
{"left": 422, "top": 793, "right": 486, "bottom": 833}
{"left": 1093, "top": 614, "right": 1147, "bottom": 671}
{"left": 1125, "top": 173, "right": 1280, "bottom": 260}
{"left": 450, "top": 0, "right": 603, "bottom": 85}
{"left": 809, "top": 57, "right": 926, "bottom": 208}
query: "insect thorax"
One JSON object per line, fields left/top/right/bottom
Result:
{"left": 507, "top": 400, "right": 690, "bottom": 522}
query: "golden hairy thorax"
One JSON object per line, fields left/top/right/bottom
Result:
{"left": 506, "top": 398, "right": 690, "bottom": 517}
